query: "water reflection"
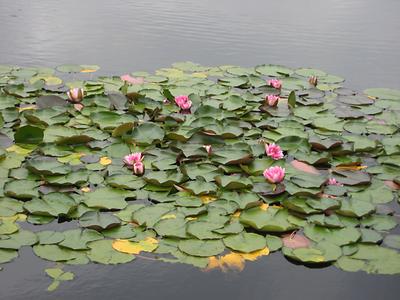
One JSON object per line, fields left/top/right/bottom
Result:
{"left": 0, "top": 0, "right": 399, "bottom": 89}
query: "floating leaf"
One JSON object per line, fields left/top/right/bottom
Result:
{"left": 112, "top": 237, "right": 158, "bottom": 254}
{"left": 282, "top": 233, "right": 311, "bottom": 249}
{"left": 14, "top": 125, "right": 44, "bottom": 144}
{"left": 223, "top": 232, "right": 266, "bottom": 253}
{"left": 83, "top": 187, "right": 129, "bottom": 210}
{"left": 87, "top": 239, "right": 135, "bottom": 264}
{"left": 178, "top": 239, "right": 225, "bottom": 257}
{"left": 79, "top": 211, "right": 121, "bottom": 231}
{"left": 45, "top": 268, "right": 74, "bottom": 292}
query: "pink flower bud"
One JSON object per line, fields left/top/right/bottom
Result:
{"left": 120, "top": 74, "right": 145, "bottom": 84}
{"left": 308, "top": 76, "right": 318, "bottom": 87}
{"left": 133, "top": 161, "right": 145, "bottom": 175}
{"left": 263, "top": 166, "right": 285, "bottom": 183}
{"left": 265, "top": 94, "right": 280, "bottom": 107}
{"left": 267, "top": 79, "right": 282, "bottom": 89}
{"left": 327, "top": 178, "right": 343, "bottom": 186}
{"left": 123, "top": 152, "right": 143, "bottom": 166}
{"left": 203, "top": 145, "right": 212, "bottom": 155}
{"left": 67, "top": 88, "right": 84, "bottom": 103}
{"left": 174, "top": 95, "right": 192, "bottom": 111}
{"left": 265, "top": 143, "right": 284, "bottom": 160}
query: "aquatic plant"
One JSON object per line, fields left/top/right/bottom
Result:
{"left": 0, "top": 62, "right": 399, "bottom": 290}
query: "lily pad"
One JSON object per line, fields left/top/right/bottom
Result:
{"left": 178, "top": 239, "right": 225, "bottom": 257}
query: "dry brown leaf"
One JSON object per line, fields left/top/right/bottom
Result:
{"left": 200, "top": 195, "right": 217, "bottom": 204}
{"left": 335, "top": 163, "right": 368, "bottom": 171}
{"left": 384, "top": 180, "right": 400, "bottom": 190}
{"left": 204, "top": 248, "right": 270, "bottom": 272}
{"left": 220, "top": 253, "right": 245, "bottom": 271}
{"left": 239, "top": 247, "right": 270, "bottom": 261}
{"left": 282, "top": 232, "right": 311, "bottom": 249}
{"left": 270, "top": 205, "right": 283, "bottom": 209}
{"left": 112, "top": 237, "right": 158, "bottom": 254}
{"left": 160, "top": 214, "right": 176, "bottom": 220}
{"left": 80, "top": 69, "right": 97, "bottom": 73}
{"left": 73, "top": 103, "right": 84, "bottom": 111}
{"left": 99, "top": 157, "right": 112, "bottom": 166}
{"left": 204, "top": 253, "right": 244, "bottom": 272}
{"left": 319, "top": 193, "right": 338, "bottom": 199}
{"left": 232, "top": 211, "right": 241, "bottom": 218}
{"left": 206, "top": 256, "right": 220, "bottom": 270}
{"left": 81, "top": 187, "right": 91, "bottom": 193}
{"left": 291, "top": 160, "right": 320, "bottom": 175}
{"left": 18, "top": 105, "right": 37, "bottom": 112}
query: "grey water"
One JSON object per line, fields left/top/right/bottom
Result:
{"left": 1, "top": 0, "right": 400, "bottom": 90}
{"left": 0, "top": 0, "right": 399, "bottom": 299}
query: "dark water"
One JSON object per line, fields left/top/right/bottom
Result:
{"left": 0, "top": 0, "right": 400, "bottom": 299}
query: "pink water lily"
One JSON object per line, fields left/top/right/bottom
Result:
{"left": 174, "top": 95, "right": 192, "bottom": 111}
{"left": 133, "top": 161, "right": 145, "bottom": 175}
{"left": 327, "top": 178, "right": 343, "bottom": 186}
{"left": 265, "top": 143, "right": 284, "bottom": 160}
{"left": 203, "top": 145, "right": 212, "bottom": 155}
{"left": 263, "top": 166, "right": 285, "bottom": 183}
{"left": 123, "top": 152, "right": 143, "bottom": 166}
{"left": 67, "top": 88, "right": 84, "bottom": 103}
{"left": 267, "top": 79, "right": 282, "bottom": 89}
{"left": 265, "top": 94, "right": 280, "bottom": 107}
{"left": 120, "top": 74, "right": 145, "bottom": 84}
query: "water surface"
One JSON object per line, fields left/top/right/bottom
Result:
{"left": 0, "top": 0, "right": 399, "bottom": 89}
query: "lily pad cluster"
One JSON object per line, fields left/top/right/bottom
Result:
{"left": 0, "top": 62, "right": 400, "bottom": 284}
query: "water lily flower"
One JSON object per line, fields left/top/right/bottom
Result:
{"left": 265, "top": 94, "right": 280, "bottom": 107}
{"left": 327, "top": 178, "right": 343, "bottom": 186}
{"left": 133, "top": 161, "right": 145, "bottom": 175}
{"left": 203, "top": 145, "right": 212, "bottom": 155}
{"left": 120, "top": 74, "right": 145, "bottom": 84}
{"left": 174, "top": 95, "right": 192, "bottom": 111}
{"left": 267, "top": 79, "right": 282, "bottom": 89}
{"left": 123, "top": 152, "right": 143, "bottom": 166}
{"left": 308, "top": 76, "right": 318, "bottom": 87}
{"left": 263, "top": 166, "right": 285, "bottom": 183}
{"left": 265, "top": 143, "right": 284, "bottom": 160}
{"left": 67, "top": 88, "right": 84, "bottom": 103}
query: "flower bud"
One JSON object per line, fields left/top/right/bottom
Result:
{"left": 267, "top": 79, "right": 282, "bottom": 89}
{"left": 67, "top": 88, "right": 84, "bottom": 103}
{"left": 308, "top": 76, "right": 318, "bottom": 87}
{"left": 203, "top": 145, "right": 212, "bottom": 155}
{"left": 265, "top": 94, "right": 280, "bottom": 107}
{"left": 133, "top": 161, "right": 145, "bottom": 175}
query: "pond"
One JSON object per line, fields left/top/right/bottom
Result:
{"left": 0, "top": 0, "right": 400, "bottom": 299}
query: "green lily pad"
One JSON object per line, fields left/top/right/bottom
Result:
{"left": 223, "top": 232, "right": 266, "bottom": 253}
{"left": 87, "top": 239, "right": 135, "bottom": 264}
{"left": 58, "top": 229, "right": 103, "bottom": 250}
{"left": 79, "top": 211, "right": 121, "bottom": 231}
{"left": 178, "top": 239, "right": 225, "bottom": 257}
{"left": 240, "top": 207, "right": 297, "bottom": 232}
{"left": 83, "top": 187, "right": 129, "bottom": 210}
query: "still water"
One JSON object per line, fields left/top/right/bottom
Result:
{"left": 0, "top": 0, "right": 399, "bottom": 299}
{"left": 1, "top": 0, "right": 400, "bottom": 89}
